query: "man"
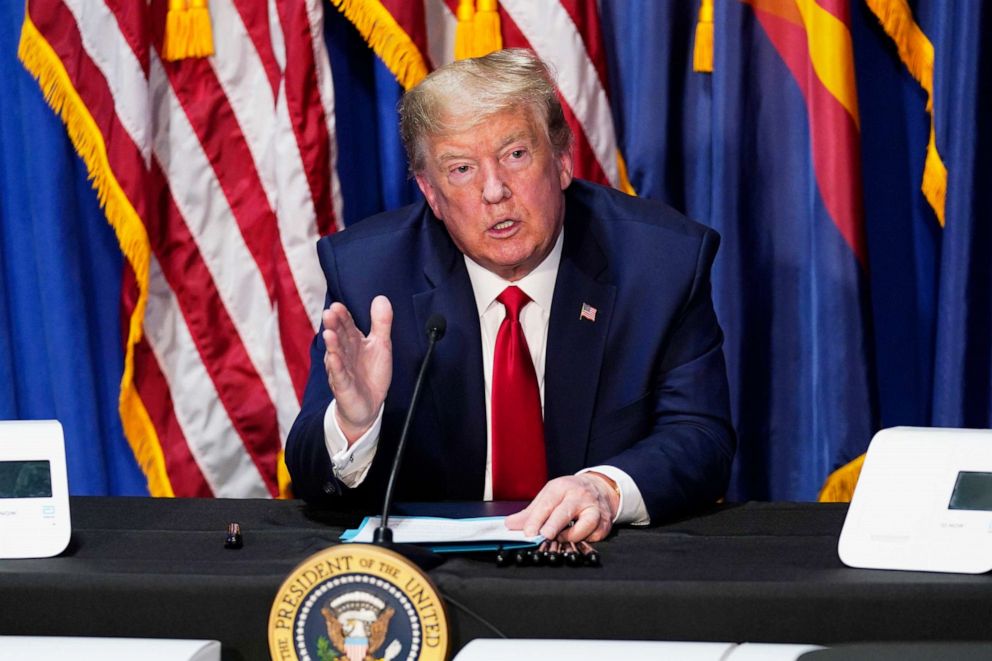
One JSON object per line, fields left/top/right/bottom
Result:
{"left": 286, "top": 49, "right": 734, "bottom": 543}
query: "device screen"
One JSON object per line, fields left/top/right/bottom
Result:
{"left": 0, "top": 460, "right": 52, "bottom": 498}
{"left": 948, "top": 471, "right": 992, "bottom": 511}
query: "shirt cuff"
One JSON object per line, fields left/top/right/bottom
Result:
{"left": 579, "top": 465, "right": 651, "bottom": 526}
{"left": 322, "top": 401, "right": 382, "bottom": 488}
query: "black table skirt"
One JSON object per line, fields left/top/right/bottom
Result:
{"left": 1, "top": 497, "right": 990, "bottom": 660}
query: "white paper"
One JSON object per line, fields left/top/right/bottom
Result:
{"left": 343, "top": 516, "right": 542, "bottom": 545}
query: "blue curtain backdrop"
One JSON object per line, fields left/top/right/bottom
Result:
{"left": 1, "top": 1, "right": 989, "bottom": 499}
{"left": 922, "top": 0, "right": 992, "bottom": 429}
{"left": 0, "top": 2, "right": 144, "bottom": 495}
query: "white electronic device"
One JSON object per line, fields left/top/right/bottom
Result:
{"left": 839, "top": 426, "right": 992, "bottom": 574}
{"left": 0, "top": 637, "right": 220, "bottom": 661}
{"left": 0, "top": 420, "right": 71, "bottom": 559}
{"left": 453, "top": 640, "right": 823, "bottom": 661}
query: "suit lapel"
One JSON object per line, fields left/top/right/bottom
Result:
{"left": 544, "top": 208, "right": 616, "bottom": 477}
{"left": 412, "top": 216, "right": 487, "bottom": 498}
{"left": 408, "top": 192, "right": 614, "bottom": 490}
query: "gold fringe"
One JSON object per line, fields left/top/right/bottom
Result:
{"left": 616, "top": 150, "right": 636, "bottom": 196}
{"left": 923, "top": 128, "right": 947, "bottom": 225}
{"left": 818, "top": 454, "right": 865, "bottom": 502}
{"left": 693, "top": 0, "right": 714, "bottom": 73}
{"left": 328, "top": 0, "right": 430, "bottom": 90}
{"left": 472, "top": 0, "right": 502, "bottom": 58}
{"left": 864, "top": 0, "right": 946, "bottom": 226}
{"left": 277, "top": 450, "right": 293, "bottom": 499}
{"left": 18, "top": 16, "right": 174, "bottom": 497}
{"left": 164, "top": 0, "right": 215, "bottom": 62}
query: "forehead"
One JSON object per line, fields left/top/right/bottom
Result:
{"left": 425, "top": 107, "right": 545, "bottom": 157}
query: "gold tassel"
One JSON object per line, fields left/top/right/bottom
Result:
{"left": 277, "top": 451, "right": 293, "bottom": 499}
{"left": 163, "top": 0, "right": 189, "bottom": 62}
{"left": 864, "top": 0, "right": 946, "bottom": 225}
{"left": 329, "top": 0, "right": 430, "bottom": 90}
{"left": 693, "top": 0, "right": 714, "bottom": 73}
{"left": 164, "top": 0, "right": 215, "bottom": 62}
{"left": 472, "top": 0, "right": 502, "bottom": 58}
{"left": 18, "top": 16, "right": 174, "bottom": 497}
{"left": 186, "top": 0, "right": 215, "bottom": 59}
{"left": 818, "top": 454, "right": 866, "bottom": 502}
{"left": 454, "top": 0, "right": 475, "bottom": 61}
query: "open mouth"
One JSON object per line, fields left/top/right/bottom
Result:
{"left": 488, "top": 219, "right": 518, "bottom": 236}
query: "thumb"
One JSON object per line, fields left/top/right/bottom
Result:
{"left": 369, "top": 295, "right": 393, "bottom": 339}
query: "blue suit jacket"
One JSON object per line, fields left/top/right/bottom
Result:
{"left": 286, "top": 180, "right": 735, "bottom": 520}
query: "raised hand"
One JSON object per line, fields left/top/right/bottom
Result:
{"left": 322, "top": 295, "right": 393, "bottom": 444}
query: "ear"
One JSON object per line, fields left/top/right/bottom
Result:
{"left": 557, "top": 149, "right": 574, "bottom": 190}
{"left": 415, "top": 173, "right": 443, "bottom": 219}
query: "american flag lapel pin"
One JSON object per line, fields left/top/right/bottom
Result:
{"left": 579, "top": 302, "right": 597, "bottom": 322}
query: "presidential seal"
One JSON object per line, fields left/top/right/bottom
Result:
{"left": 269, "top": 544, "right": 448, "bottom": 661}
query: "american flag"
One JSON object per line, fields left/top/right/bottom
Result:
{"left": 19, "top": 0, "right": 340, "bottom": 497}
{"left": 331, "top": 0, "right": 633, "bottom": 192}
{"left": 20, "top": 0, "right": 625, "bottom": 498}
{"left": 580, "top": 302, "right": 597, "bottom": 323}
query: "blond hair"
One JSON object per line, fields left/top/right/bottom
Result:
{"left": 399, "top": 48, "right": 572, "bottom": 174}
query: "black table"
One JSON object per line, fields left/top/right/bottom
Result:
{"left": 1, "top": 498, "right": 990, "bottom": 660}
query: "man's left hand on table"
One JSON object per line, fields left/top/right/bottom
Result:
{"left": 505, "top": 472, "right": 620, "bottom": 543}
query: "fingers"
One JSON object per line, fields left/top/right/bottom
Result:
{"left": 558, "top": 503, "right": 611, "bottom": 543}
{"left": 322, "top": 306, "right": 355, "bottom": 392}
{"left": 320, "top": 297, "right": 394, "bottom": 442}
{"left": 322, "top": 304, "right": 360, "bottom": 367}
{"left": 322, "top": 343, "right": 351, "bottom": 392}
{"left": 321, "top": 298, "right": 391, "bottom": 376}
{"left": 322, "top": 298, "right": 392, "bottom": 351}
{"left": 505, "top": 476, "right": 614, "bottom": 543}
{"left": 503, "top": 506, "right": 530, "bottom": 530}
{"left": 505, "top": 493, "right": 562, "bottom": 537}
{"left": 322, "top": 301, "right": 355, "bottom": 333}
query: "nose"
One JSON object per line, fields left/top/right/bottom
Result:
{"left": 481, "top": 161, "right": 510, "bottom": 204}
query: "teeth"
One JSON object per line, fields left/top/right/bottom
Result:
{"left": 493, "top": 220, "right": 514, "bottom": 230}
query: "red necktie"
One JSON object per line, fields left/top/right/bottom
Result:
{"left": 491, "top": 286, "right": 547, "bottom": 500}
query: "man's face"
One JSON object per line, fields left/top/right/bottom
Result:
{"left": 414, "top": 108, "right": 574, "bottom": 282}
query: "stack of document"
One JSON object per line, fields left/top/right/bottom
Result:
{"left": 341, "top": 516, "right": 543, "bottom": 553}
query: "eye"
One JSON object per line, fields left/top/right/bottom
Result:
{"left": 452, "top": 165, "right": 470, "bottom": 174}
{"left": 510, "top": 149, "right": 525, "bottom": 159}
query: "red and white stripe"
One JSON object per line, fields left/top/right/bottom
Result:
{"left": 28, "top": 0, "right": 339, "bottom": 497}
{"left": 423, "top": 0, "right": 623, "bottom": 189}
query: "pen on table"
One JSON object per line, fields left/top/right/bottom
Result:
{"left": 578, "top": 540, "right": 601, "bottom": 566}
{"left": 546, "top": 541, "right": 562, "bottom": 566}
{"left": 529, "top": 542, "right": 546, "bottom": 566}
{"left": 225, "top": 522, "right": 243, "bottom": 549}
{"left": 563, "top": 541, "right": 582, "bottom": 567}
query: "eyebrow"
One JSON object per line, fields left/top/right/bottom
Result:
{"left": 435, "top": 130, "right": 535, "bottom": 164}
{"left": 497, "top": 131, "right": 533, "bottom": 151}
{"left": 437, "top": 150, "right": 470, "bottom": 163}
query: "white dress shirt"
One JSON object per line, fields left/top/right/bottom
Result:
{"left": 321, "top": 230, "right": 649, "bottom": 525}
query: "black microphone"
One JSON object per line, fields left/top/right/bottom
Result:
{"left": 373, "top": 314, "right": 446, "bottom": 546}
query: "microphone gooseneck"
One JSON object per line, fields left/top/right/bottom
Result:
{"left": 373, "top": 314, "right": 446, "bottom": 544}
